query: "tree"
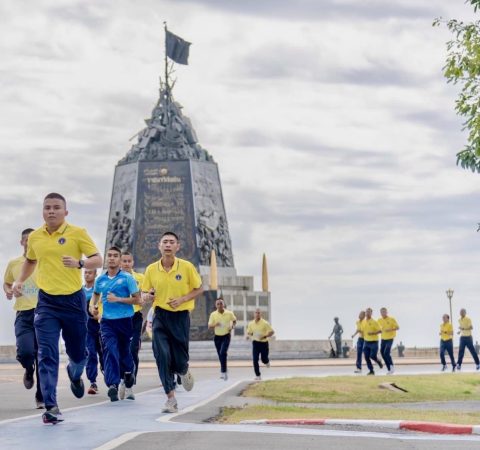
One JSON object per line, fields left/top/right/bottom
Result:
{"left": 434, "top": 0, "right": 480, "bottom": 172}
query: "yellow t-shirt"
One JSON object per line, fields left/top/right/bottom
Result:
{"left": 142, "top": 257, "right": 202, "bottom": 312}
{"left": 378, "top": 316, "right": 399, "bottom": 340}
{"left": 26, "top": 222, "right": 99, "bottom": 295}
{"left": 459, "top": 316, "right": 473, "bottom": 337}
{"left": 132, "top": 271, "right": 145, "bottom": 313}
{"left": 363, "top": 318, "right": 381, "bottom": 342}
{"left": 247, "top": 318, "right": 273, "bottom": 343}
{"left": 3, "top": 255, "right": 38, "bottom": 311}
{"left": 440, "top": 322, "right": 453, "bottom": 341}
{"left": 208, "top": 309, "right": 237, "bottom": 336}
{"left": 356, "top": 319, "right": 365, "bottom": 338}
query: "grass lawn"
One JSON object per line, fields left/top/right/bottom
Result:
{"left": 242, "top": 374, "right": 480, "bottom": 403}
{"left": 219, "top": 405, "right": 480, "bottom": 425}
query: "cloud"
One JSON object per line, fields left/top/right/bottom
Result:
{"left": 173, "top": 0, "right": 438, "bottom": 22}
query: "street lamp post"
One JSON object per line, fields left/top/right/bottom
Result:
{"left": 446, "top": 289, "right": 454, "bottom": 323}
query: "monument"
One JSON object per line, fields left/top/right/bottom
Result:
{"left": 105, "top": 27, "right": 270, "bottom": 339}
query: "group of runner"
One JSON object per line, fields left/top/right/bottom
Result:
{"left": 351, "top": 307, "right": 399, "bottom": 375}
{"left": 351, "top": 307, "right": 480, "bottom": 374}
{"left": 3, "top": 193, "right": 202, "bottom": 423}
{"left": 3, "top": 192, "right": 275, "bottom": 424}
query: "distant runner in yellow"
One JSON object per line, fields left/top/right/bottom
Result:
{"left": 457, "top": 308, "right": 480, "bottom": 371}
{"left": 439, "top": 314, "right": 455, "bottom": 372}
{"left": 208, "top": 297, "right": 236, "bottom": 380}
{"left": 378, "top": 307, "right": 399, "bottom": 375}
{"left": 247, "top": 308, "right": 274, "bottom": 380}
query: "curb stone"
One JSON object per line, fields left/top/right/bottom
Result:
{"left": 240, "top": 418, "right": 480, "bottom": 435}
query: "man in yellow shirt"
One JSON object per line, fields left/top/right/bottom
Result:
{"left": 3, "top": 228, "right": 43, "bottom": 408}
{"left": 13, "top": 193, "right": 102, "bottom": 424}
{"left": 457, "top": 308, "right": 480, "bottom": 371}
{"left": 143, "top": 231, "right": 203, "bottom": 413}
{"left": 362, "top": 307, "right": 383, "bottom": 375}
{"left": 439, "top": 313, "right": 456, "bottom": 372}
{"left": 208, "top": 297, "right": 237, "bottom": 380}
{"left": 120, "top": 251, "right": 146, "bottom": 397}
{"left": 247, "top": 308, "right": 274, "bottom": 380}
{"left": 378, "top": 307, "right": 399, "bottom": 375}
{"left": 351, "top": 310, "right": 365, "bottom": 374}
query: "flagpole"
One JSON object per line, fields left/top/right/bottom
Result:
{"left": 163, "top": 21, "right": 169, "bottom": 94}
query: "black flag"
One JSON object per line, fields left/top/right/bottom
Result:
{"left": 166, "top": 30, "right": 191, "bottom": 65}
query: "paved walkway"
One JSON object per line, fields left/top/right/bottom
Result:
{"left": 1, "top": 363, "right": 480, "bottom": 449}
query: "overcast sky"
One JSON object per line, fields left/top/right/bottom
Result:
{"left": 1, "top": 0, "right": 479, "bottom": 347}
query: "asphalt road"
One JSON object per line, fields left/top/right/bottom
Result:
{"left": 1, "top": 362, "right": 479, "bottom": 450}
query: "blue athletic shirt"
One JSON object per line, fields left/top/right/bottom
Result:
{"left": 94, "top": 270, "right": 139, "bottom": 320}
{"left": 83, "top": 285, "right": 94, "bottom": 303}
{"left": 83, "top": 285, "right": 95, "bottom": 317}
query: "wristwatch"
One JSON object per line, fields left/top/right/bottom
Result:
{"left": 78, "top": 260, "right": 85, "bottom": 269}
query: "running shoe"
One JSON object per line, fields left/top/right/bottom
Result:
{"left": 23, "top": 368, "right": 34, "bottom": 390}
{"left": 88, "top": 383, "right": 98, "bottom": 395}
{"left": 42, "top": 406, "right": 63, "bottom": 424}
{"left": 66, "top": 364, "right": 84, "bottom": 399}
{"left": 108, "top": 385, "right": 119, "bottom": 402}
{"left": 179, "top": 369, "right": 194, "bottom": 392}
{"left": 162, "top": 397, "right": 178, "bottom": 413}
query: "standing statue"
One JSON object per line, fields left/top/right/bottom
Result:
{"left": 329, "top": 317, "right": 343, "bottom": 358}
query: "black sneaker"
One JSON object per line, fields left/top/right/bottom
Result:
{"left": 376, "top": 360, "right": 383, "bottom": 369}
{"left": 124, "top": 372, "right": 135, "bottom": 389}
{"left": 441, "top": 365, "right": 447, "bottom": 372}
{"left": 23, "top": 368, "right": 34, "bottom": 390}
{"left": 367, "top": 370, "right": 375, "bottom": 375}
{"left": 67, "top": 364, "right": 84, "bottom": 399}
{"left": 108, "top": 385, "right": 119, "bottom": 402}
{"left": 42, "top": 406, "right": 63, "bottom": 424}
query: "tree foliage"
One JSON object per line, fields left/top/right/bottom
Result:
{"left": 434, "top": 0, "right": 480, "bottom": 172}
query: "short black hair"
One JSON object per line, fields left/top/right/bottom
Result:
{"left": 121, "top": 251, "right": 133, "bottom": 257}
{"left": 107, "top": 246, "right": 122, "bottom": 254}
{"left": 21, "top": 228, "right": 35, "bottom": 237}
{"left": 161, "top": 231, "right": 179, "bottom": 241}
{"left": 44, "top": 192, "right": 67, "bottom": 206}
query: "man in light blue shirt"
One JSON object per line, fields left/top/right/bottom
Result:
{"left": 90, "top": 246, "right": 141, "bottom": 402}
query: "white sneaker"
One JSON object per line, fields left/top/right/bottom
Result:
{"left": 119, "top": 380, "right": 126, "bottom": 400}
{"left": 221, "top": 372, "right": 228, "bottom": 381}
{"left": 254, "top": 376, "right": 262, "bottom": 381}
{"left": 354, "top": 369, "right": 362, "bottom": 374}
{"left": 179, "top": 369, "right": 194, "bottom": 392}
{"left": 387, "top": 369, "right": 395, "bottom": 375}
{"left": 265, "top": 362, "right": 270, "bottom": 368}
{"left": 162, "top": 397, "right": 178, "bottom": 413}
{"left": 125, "top": 387, "right": 135, "bottom": 400}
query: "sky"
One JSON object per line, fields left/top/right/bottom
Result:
{"left": 1, "top": 0, "right": 479, "bottom": 347}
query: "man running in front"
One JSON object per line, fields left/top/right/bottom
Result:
{"left": 378, "top": 307, "right": 399, "bottom": 375}
{"left": 13, "top": 193, "right": 102, "bottom": 424}
{"left": 143, "top": 231, "right": 203, "bottom": 413}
